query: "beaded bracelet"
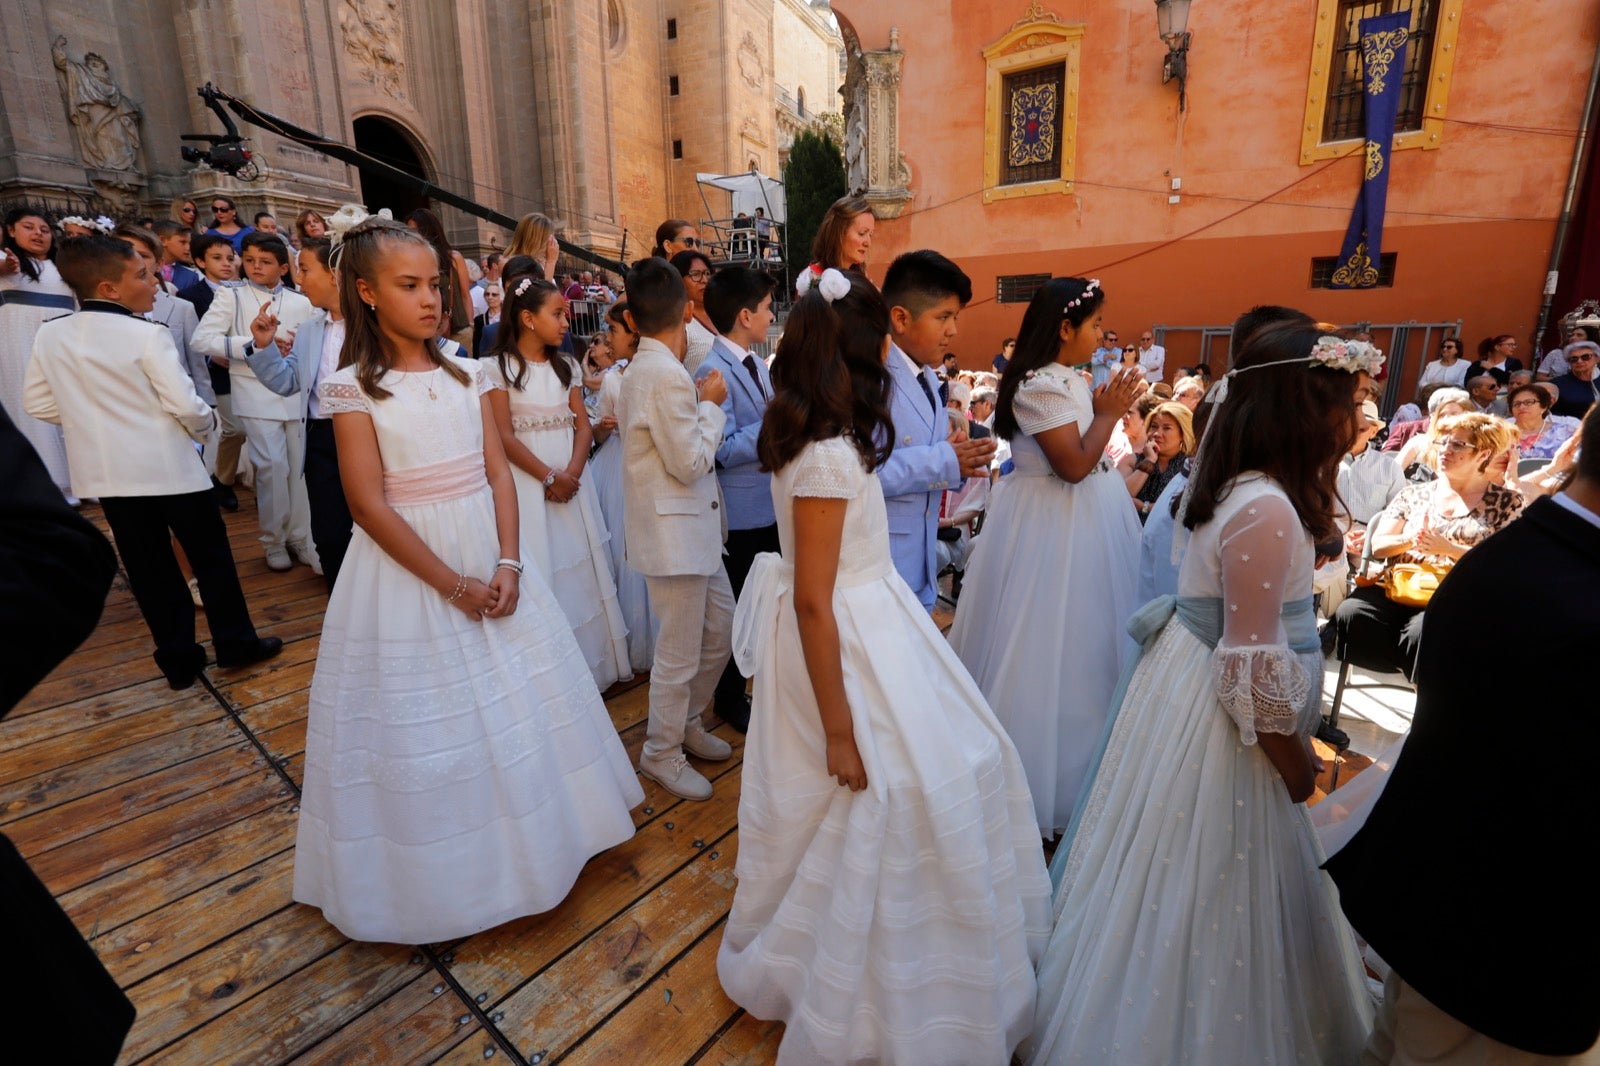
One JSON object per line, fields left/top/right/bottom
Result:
{"left": 495, "top": 558, "right": 523, "bottom": 575}
{"left": 443, "top": 572, "right": 468, "bottom": 604}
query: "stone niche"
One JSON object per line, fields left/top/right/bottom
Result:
{"left": 840, "top": 25, "right": 912, "bottom": 219}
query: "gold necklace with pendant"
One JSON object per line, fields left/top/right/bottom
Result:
{"left": 406, "top": 367, "right": 438, "bottom": 400}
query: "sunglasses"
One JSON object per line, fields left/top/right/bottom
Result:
{"left": 675, "top": 236, "right": 700, "bottom": 248}
{"left": 213, "top": 205, "right": 233, "bottom": 213}
{"left": 181, "top": 206, "right": 196, "bottom": 215}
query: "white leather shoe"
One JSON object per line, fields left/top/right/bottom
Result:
{"left": 638, "top": 753, "right": 713, "bottom": 801}
{"left": 683, "top": 722, "right": 732, "bottom": 761}
{"left": 264, "top": 547, "right": 293, "bottom": 572}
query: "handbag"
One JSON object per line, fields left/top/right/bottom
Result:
{"left": 1382, "top": 560, "right": 1447, "bottom": 608}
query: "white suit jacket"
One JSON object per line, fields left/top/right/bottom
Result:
{"left": 148, "top": 289, "right": 212, "bottom": 406}
{"left": 191, "top": 280, "right": 315, "bottom": 420}
{"left": 24, "top": 303, "right": 215, "bottom": 498}
{"left": 619, "top": 336, "right": 727, "bottom": 577}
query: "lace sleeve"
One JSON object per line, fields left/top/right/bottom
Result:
{"left": 318, "top": 378, "right": 370, "bottom": 416}
{"left": 1012, "top": 371, "right": 1084, "bottom": 436}
{"left": 791, "top": 438, "right": 863, "bottom": 499}
{"left": 474, "top": 360, "right": 501, "bottom": 396}
{"left": 1211, "top": 491, "right": 1310, "bottom": 744}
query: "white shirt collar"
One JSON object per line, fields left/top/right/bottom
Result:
{"left": 1553, "top": 490, "right": 1600, "bottom": 530}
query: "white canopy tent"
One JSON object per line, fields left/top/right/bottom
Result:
{"left": 695, "top": 169, "right": 787, "bottom": 223}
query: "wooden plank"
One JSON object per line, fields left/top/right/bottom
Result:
{"left": 694, "top": 1011, "right": 786, "bottom": 1066}
{"left": 5, "top": 742, "right": 269, "bottom": 857}
{"left": 257, "top": 717, "right": 308, "bottom": 762}
{"left": 0, "top": 718, "right": 242, "bottom": 826}
{"left": 116, "top": 903, "right": 344, "bottom": 1062}
{"left": 60, "top": 801, "right": 299, "bottom": 934}
{"left": 0, "top": 697, "right": 224, "bottom": 779}
{"left": 237, "top": 690, "right": 309, "bottom": 736}
{"left": 26, "top": 767, "right": 288, "bottom": 892}
{"left": 554, "top": 921, "right": 742, "bottom": 1066}
{"left": 0, "top": 678, "right": 216, "bottom": 743}
{"left": 443, "top": 768, "right": 743, "bottom": 1006}
{"left": 282, "top": 973, "right": 483, "bottom": 1065}
{"left": 216, "top": 659, "right": 317, "bottom": 711}
{"left": 91, "top": 848, "right": 296, "bottom": 986}
{"left": 143, "top": 937, "right": 426, "bottom": 1064}
{"left": 488, "top": 829, "right": 739, "bottom": 1061}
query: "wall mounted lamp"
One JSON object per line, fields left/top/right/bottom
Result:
{"left": 1155, "top": 0, "right": 1193, "bottom": 111}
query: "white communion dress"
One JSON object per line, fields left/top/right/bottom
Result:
{"left": 1, "top": 257, "right": 75, "bottom": 489}
{"left": 949, "top": 362, "right": 1142, "bottom": 835}
{"left": 1024, "top": 474, "right": 1372, "bottom": 1065}
{"left": 483, "top": 355, "right": 632, "bottom": 690}
{"left": 718, "top": 436, "right": 1052, "bottom": 1066}
{"left": 587, "top": 365, "right": 655, "bottom": 674}
{"left": 293, "top": 356, "right": 644, "bottom": 945}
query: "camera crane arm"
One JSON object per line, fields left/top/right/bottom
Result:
{"left": 198, "top": 84, "right": 624, "bottom": 274}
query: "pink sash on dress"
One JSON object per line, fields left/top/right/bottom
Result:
{"left": 383, "top": 453, "right": 488, "bottom": 506}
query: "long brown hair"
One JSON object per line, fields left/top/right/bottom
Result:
{"left": 491, "top": 277, "right": 572, "bottom": 391}
{"left": 809, "top": 195, "right": 871, "bottom": 271}
{"left": 335, "top": 219, "right": 469, "bottom": 400}
{"left": 995, "top": 276, "right": 1105, "bottom": 441}
{"left": 1181, "top": 323, "right": 1361, "bottom": 541}
{"left": 758, "top": 271, "right": 893, "bottom": 473}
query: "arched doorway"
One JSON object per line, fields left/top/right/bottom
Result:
{"left": 351, "top": 115, "right": 431, "bottom": 218}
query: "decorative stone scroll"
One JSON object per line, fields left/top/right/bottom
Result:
{"left": 341, "top": 0, "right": 406, "bottom": 98}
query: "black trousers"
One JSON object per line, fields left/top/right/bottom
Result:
{"left": 100, "top": 490, "right": 259, "bottom": 675}
{"left": 305, "top": 418, "right": 353, "bottom": 592}
{"left": 1332, "top": 584, "right": 1425, "bottom": 681}
{"left": 714, "top": 523, "right": 781, "bottom": 714}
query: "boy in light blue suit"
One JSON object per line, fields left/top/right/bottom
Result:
{"left": 879, "top": 251, "right": 995, "bottom": 611}
{"left": 695, "top": 266, "right": 778, "bottom": 732}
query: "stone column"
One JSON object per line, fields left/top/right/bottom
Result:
{"left": 859, "top": 44, "right": 912, "bottom": 219}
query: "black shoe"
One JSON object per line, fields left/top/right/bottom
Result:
{"left": 214, "top": 636, "right": 284, "bottom": 670}
{"left": 212, "top": 476, "right": 239, "bottom": 512}
{"left": 157, "top": 644, "right": 208, "bottom": 690}
{"left": 716, "top": 694, "right": 751, "bottom": 734}
{"left": 1315, "top": 717, "right": 1350, "bottom": 751}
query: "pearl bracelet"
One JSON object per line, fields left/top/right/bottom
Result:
{"left": 443, "top": 572, "right": 468, "bottom": 604}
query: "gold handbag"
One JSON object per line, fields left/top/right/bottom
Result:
{"left": 1382, "top": 561, "right": 1447, "bottom": 608}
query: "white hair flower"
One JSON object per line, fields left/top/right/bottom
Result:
{"left": 1311, "top": 335, "right": 1385, "bottom": 376}
{"left": 817, "top": 267, "right": 851, "bottom": 304}
{"left": 59, "top": 215, "right": 110, "bottom": 234}
{"left": 324, "top": 203, "right": 394, "bottom": 244}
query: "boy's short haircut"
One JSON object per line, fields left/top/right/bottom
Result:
{"left": 56, "top": 235, "right": 137, "bottom": 302}
{"left": 881, "top": 250, "right": 972, "bottom": 318}
{"left": 484, "top": 251, "right": 502, "bottom": 269}
{"left": 702, "top": 266, "right": 777, "bottom": 335}
{"left": 191, "top": 232, "right": 234, "bottom": 263}
{"left": 240, "top": 231, "right": 290, "bottom": 266}
{"left": 623, "top": 256, "right": 688, "bottom": 334}
{"left": 298, "top": 236, "right": 333, "bottom": 269}
{"left": 152, "top": 219, "right": 190, "bottom": 240}
{"left": 112, "top": 224, "right": 162, "bottom": 261}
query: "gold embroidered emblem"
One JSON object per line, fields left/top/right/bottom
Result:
{"left": 1331, "top": 241, "right": 1380, "bottom": 288}
{"left": 1362, "top": 27, "right": 1409, "bottom": 96}
{"left": 1364, "top": 139, "right": 1384, "bottom": 180}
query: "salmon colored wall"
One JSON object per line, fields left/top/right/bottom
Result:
{"left": 837, "top": 1, "right": 1599, "bottom": 384}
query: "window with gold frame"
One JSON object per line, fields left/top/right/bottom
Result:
{"left": 982, "top": 18, "right": 1083, "bottom": 203}
{"left": 1300, "top": 0, "right": 1463, "bottom": 164}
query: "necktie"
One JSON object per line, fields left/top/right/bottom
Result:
{"left": 742, "top": 353, "right": 766, "bottom": 399}
{"left": 916, "top": 370, "right": 938, "bottom": 412}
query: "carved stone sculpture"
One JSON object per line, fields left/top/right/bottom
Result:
{"left": 51, "top": 37, "right": 141, "bottom": 172}
{"left": 341, "top": 0, "right": 406, "bottom": 97}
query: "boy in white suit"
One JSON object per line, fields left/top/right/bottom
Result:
{"left": 619, "top": 257, "right": 735, "bottom": 801}
{"left": 24, "top": 236, "right": 281, "bottom": 688}
{"left": 192, "top": 232, "right": 316, "bottom": 572}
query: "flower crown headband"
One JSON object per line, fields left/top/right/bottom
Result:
{"left": 1205, "top": 335, "right": 1384, "bottom": 406}
{"left": 1064, "top": 278, "right": 1100, "bottom": 314}
{"left": 324, "top": 204, "right": 395, "bottom": 267}
{"left": 796, "top": 266, "right": 852, "bottom": 304}
{"left": 59, "top": 215, "right": 115, "bottom": 235}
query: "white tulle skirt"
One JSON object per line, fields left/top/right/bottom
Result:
{"left": 293, "top": 484, "right": 644, "bottom": 944}
{"left": 718, "top": 556, "right": 1053, "bottom": 1065}
{"left": 588, "top": 434, "right": 655, "bottom": 673}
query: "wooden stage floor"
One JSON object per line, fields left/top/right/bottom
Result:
{"left": 1, "top": 491, "right": 1384, "bottom": 1065}
{"left": 1, "top": 493, "right": 777, "bottom": 1065}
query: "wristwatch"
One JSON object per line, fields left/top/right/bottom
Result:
{"left": 543, "top": 470, "right": 558, "bottom": 488}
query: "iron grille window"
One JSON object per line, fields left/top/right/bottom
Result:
{"left": 1310, "top": 252, "right": 1398, "bottom": 288}
{"left": 998, "top": 272, "right": 1051, "bottom": 303}
{"left": 666, "top": 18, "right": 677, "bottom": 39}
{"left": 1322, "top": 0, "right": 1439, "bottom": 143}
{"left": 1000, "top": 63, "right": 1066, "bottom": 186}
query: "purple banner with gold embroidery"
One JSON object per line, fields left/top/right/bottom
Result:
{"left": 1330, "top": 12, "right": 1410, "bottom": 289}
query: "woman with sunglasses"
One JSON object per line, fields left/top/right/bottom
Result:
{"left": 170, "top": 196, "right": 200, "bottom": 231}
{"left": 204, "top": 195, "right": 254, "bottom": 253}
{"left": 1417, "top": 335, "right": 1468, "bottom": 389}
{"left": 1551, "top": 340, "right": 1600, "bottom": 418}
{"left": 651, "top": 219, "right": 700, "bottom": 259}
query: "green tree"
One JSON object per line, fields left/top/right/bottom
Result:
{"left": 782, "top": 128, "right": 847, "bottom": 278}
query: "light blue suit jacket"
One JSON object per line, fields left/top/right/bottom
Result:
{"left": 694, "top": 336, "right": 774, "bottom": 530}
{"left": 878, "top": 343, "right": 960, "bottom": 609}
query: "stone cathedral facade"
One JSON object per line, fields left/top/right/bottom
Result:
{"left": 0, "top": 0, "right": 840, "bottom": 259}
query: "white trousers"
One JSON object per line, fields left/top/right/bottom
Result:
{"left": 641, "top": 568, "right": 733, "bottom": 760}
{"left": 239, "top": 415, "right": 310, "bottom": 552}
